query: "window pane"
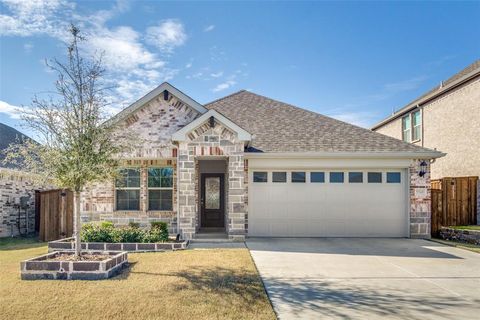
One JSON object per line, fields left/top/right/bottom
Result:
{"left": 402, "top": 115, "right": 411, "bottom": 130}
{"left": 291, "top": 172, "right": 306, "bottom": 183}
{"left": 412, "top": 111, "right": 421, "bottom": 126}
{"left": 272, "top": 172, "right": 287, "bottom": 183}
{"left": 253, "top": 172, "right": 268, "bottom": 182}
{"left": 205, "top": 177, "right": 220, "bottom": 209}
{"left": 330, "top": 172, "right": 344, "bottom": 183}
{"left": 116, "top": 190, "right": 140, "bottom": 210}
{"left": 148, "top": 167, "right": 173, "bottom": 188}
{"left": 149, "top": 190, "right": 173, "bottom": 211}
{"left": 348, "top": 172, "right": 363, "bottom": 183}
{"left": 311, "top": 172, "right": 325, "bottom": 183}
{"left": 368, "top": 172, "right": 382, "bottom": 183}
{"left": 387, "top": 172, "right": 401, "bottom": 183}
{"left": 402, "top": 115, "right": 411, "bottom": 142}
{"left": 116, "top": 168, "right": 140, "bottom": 188}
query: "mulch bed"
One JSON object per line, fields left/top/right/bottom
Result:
{"left": 46, "top": 253, "right": 111, "bottom": 261}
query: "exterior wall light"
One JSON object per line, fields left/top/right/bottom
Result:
{"left": 419, "top": 160, "right": 428, "bottom": 177}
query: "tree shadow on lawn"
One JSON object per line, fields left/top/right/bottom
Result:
{"left": 0, "top": 237, "right": 46, "bottom": 251}
{"left": 120, "top": 265, "right": 267, "bottom": 304}
{"left": 263, "top": 277, "right": 480, "bottom": 319}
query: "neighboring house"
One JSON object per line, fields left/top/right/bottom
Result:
{"left": 372, "top": 60, "right": 480, "bottom": 180}
{"left": 81, "top": 83, "right": 444, "bottom": 241}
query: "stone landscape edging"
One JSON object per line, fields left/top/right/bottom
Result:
{"left": 48, "top": 237, "right": 189, "bottom": 252}
{"left": 21, "top": 250, "right": 128, "bottom": 280}
{"left": 439, "top": 227, "right": 480, "bottom": 245}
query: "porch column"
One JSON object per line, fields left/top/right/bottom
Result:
{"left": 227, "top": 147, "right": 247, "bottom": 241}
{"left": 409, "top": 159, "right": 431, "bottom": 239}
{"left": 177, "top": 144, "right": 196, "bottom": 240}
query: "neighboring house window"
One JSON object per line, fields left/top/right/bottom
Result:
{"left": 402, "top": 115, "right": 411, "bottom": 142}
{"left": 310, "top": 172, "right": 325, "bottom": 183}
{"left": 348, "top": 172, "right": 363, "bottom": 183}
{"left": 272, "top": 172, "right": 287, "bottom": 183}
{"left": 387, "top": 172, "right": 401, "bottom": 183}
{"left": 367, "top": 172, "right": 382, "bottom": 183}
{"left": 402, "top": 109, "right": 422, "bottom": 142}
{"left": 291, "top": 172, "right": 306, "bottom": 183}
{"left": 253, "top": 172, "right": 268, "bottom": 182}
{"left": 148, "top": 168, "right": 173, "bottom": 211}
{"left": 330, "top": 172, "right": 344, "bottom": 183}
{"left": 412, "top": 110, "right": 422, "bottom": 141}
{"left": 115, "top": 168, "right": 140, "bottom": 211}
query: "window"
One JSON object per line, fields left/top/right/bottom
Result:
{"left": 148, "top": 168, "right": 173, "bottom": 211}
{"left": 412, "top": 110, "right": 422, "bottom": 141}
{"left": 253, "top": 172, "right": 268, "bottom": 183}
{"left": 311, "top": 172, "right": 325, "bottom": 183}
{"left": 402, "top": 115, "right": 411, "bottom": 142}
{"left": 272, "top": 172, "right": 287, "bottom": 183}
{"left": 291, "top": 172, "right": 306, "bottom": 183}
{"left": 330, "top": 172, "right": 344, "bottom": 183}
{"left": 368, "top": 172, "right": 382, "bottom": 183}
{"left": 348, "top": 172, "right": 363, "bottom": 183}
{"left": 387, "top": 172, "right": 401, "bottom": 183}
{"left": 115, "top": 168, "right": 140, "bottom": 211}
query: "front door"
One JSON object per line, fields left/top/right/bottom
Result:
{"left": 200, "top": 173, "right": 225, "bottom": 228}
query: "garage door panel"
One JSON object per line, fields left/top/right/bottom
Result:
{"left": 249, "top": 169, "right": 407, "bottom": 237}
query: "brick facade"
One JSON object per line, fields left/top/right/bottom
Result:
{"left": 0, "top": 169, "right": 49, "bottom": 237}
{"left": 409, "top": 160, "right": 432, "bottom": 239}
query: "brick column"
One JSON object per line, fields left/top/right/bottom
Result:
{"left": 409, "top": 160, "right": 431, "bottom": 239}
{"left": 227, "top": 146, "right": 247, "bottom": 241}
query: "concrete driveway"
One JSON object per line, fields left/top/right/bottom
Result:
{"left": 247, "top": 238, "right": 480, "bottom": 320}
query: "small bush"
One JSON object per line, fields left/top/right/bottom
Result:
{"left": 128, "top": 222, "right": 140, "bottom": 229}
{"left": 81, "top": 222, "right": 170, "bottom": 243}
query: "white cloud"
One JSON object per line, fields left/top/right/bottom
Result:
{"left": 203, "top": 25, "right": 215, "bottom": 32}
{"left": 327, "top": 111, "right": 377, "bottom": 128}
{"left": 145, "top": 19, "right": 187, "bottom": 53}
{"left": 383, "top": 75, "right": 427, "bottom": 93}
{"left": 185, "top": 62, "right": 192, "bottom": 68}
{"left": 212, "top": 80, "right": 236, "bottom": 92}
{"left": 0, "top": 100, "right": 22, "bottom": 119}
{"left": 210, "top": 71, "right": 223, "bottom": 78}
{"left": 0, "top": 0, "right": 74, "bottom": 39}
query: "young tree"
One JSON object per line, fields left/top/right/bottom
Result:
{"left": 5, "top": 25, "right": 126, "bottom": 257}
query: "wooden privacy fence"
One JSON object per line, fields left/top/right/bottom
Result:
{"left": 431, "top": 176, "right": 478, "bottom": 236}
{"left": 38, "top": 189, "right": 73, "bottom": 241}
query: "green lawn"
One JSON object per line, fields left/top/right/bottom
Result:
{"left": 448, "top": 225, "right": 480, "bottom": 231}
{"left": 0, "top": 238, "right": 275, "bottom": 320}
{"left": 431, "top": 238, "right": 480, "bottom": 254}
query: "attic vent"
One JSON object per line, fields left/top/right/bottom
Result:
{"left": 209, "top": 116, "right": 215, "bottom": 128}
{"left": 163, "top": 90, "right": 169, "bottom": 100}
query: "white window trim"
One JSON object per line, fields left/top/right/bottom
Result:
{"left": 402, "top": 109, "right": 422, "bottom": 143}
{"left": 115, "top": 167, "right": 141, "bottom": 212}
{"left": 147, "top": 167, "right": 174, "bottom": 212}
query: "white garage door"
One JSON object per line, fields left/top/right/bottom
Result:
{"left": 248, "top": 170, "right": 407, "bottom": 237}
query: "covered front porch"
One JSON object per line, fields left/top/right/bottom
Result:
{"left": 173, "top": 110, "right": 251, "bottom": 241}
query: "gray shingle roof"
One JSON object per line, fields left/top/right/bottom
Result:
{"left": 205, "top": 90, "right": 442, "bottom": 155}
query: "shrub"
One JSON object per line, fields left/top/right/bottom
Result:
{"left": 81, "top": 222, "right": 118, "bottom": 243}
{"left": 149, "top": 221, "right": 169, "bottom": 242}
{"left": 117, "top": 227, "right": 146, "bottom": 243}
{"left": 128, "top": 222, "right": 140, "bottom": 229}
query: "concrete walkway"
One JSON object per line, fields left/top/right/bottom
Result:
{"left": 247, "top": 238, "right": 480, "bottom": 320}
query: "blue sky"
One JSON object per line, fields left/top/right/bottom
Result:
{"left": 0, "top": 0, "right": 479, "bottom": 137}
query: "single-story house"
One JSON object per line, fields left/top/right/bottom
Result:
{"left": 81, "top": 82, "right": 444, "bottom": 240}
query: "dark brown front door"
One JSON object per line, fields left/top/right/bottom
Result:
{"left": 200, "top": 173, "right": 225, "bottom": 228}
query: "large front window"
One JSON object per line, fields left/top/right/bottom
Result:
{"left": 115, "top": 168, "right": 140, "bottom": 211}
{"left": 148, "top": 167, "right": 173, "bottom": 211}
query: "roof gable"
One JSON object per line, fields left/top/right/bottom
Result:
{"left": 172, "top": 109, "right": 251, "bottom": 142}
{"left": 106, "top": 82, "right": 207, "bottom": 126}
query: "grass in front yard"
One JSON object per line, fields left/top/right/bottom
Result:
{"left": 448, "top": 225, "right": 480, "bottom": 231}
{"left": 0, "top": 238, "right": 275, "bottom": 320}
{"left": 431, "top": 238, "right": 480, "bottom": 254}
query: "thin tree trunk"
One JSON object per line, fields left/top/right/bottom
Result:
{"left": 73, "top": 191, "right": 81, "bottom": 258}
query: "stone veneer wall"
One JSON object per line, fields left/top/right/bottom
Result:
{"left": 0, "top": 169, "right": 48, "bottom": 237}
{"left": 80, "top": 94, "right": 200, "bottom": 234}
{"left": 177, "top": 121, "right": 247, "bottom": 240}
{"left": 81, "top": 159, "right": 178, "bottom": 233}
{"left": 409, "top": 160, "right": 432, "bottom": 238}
